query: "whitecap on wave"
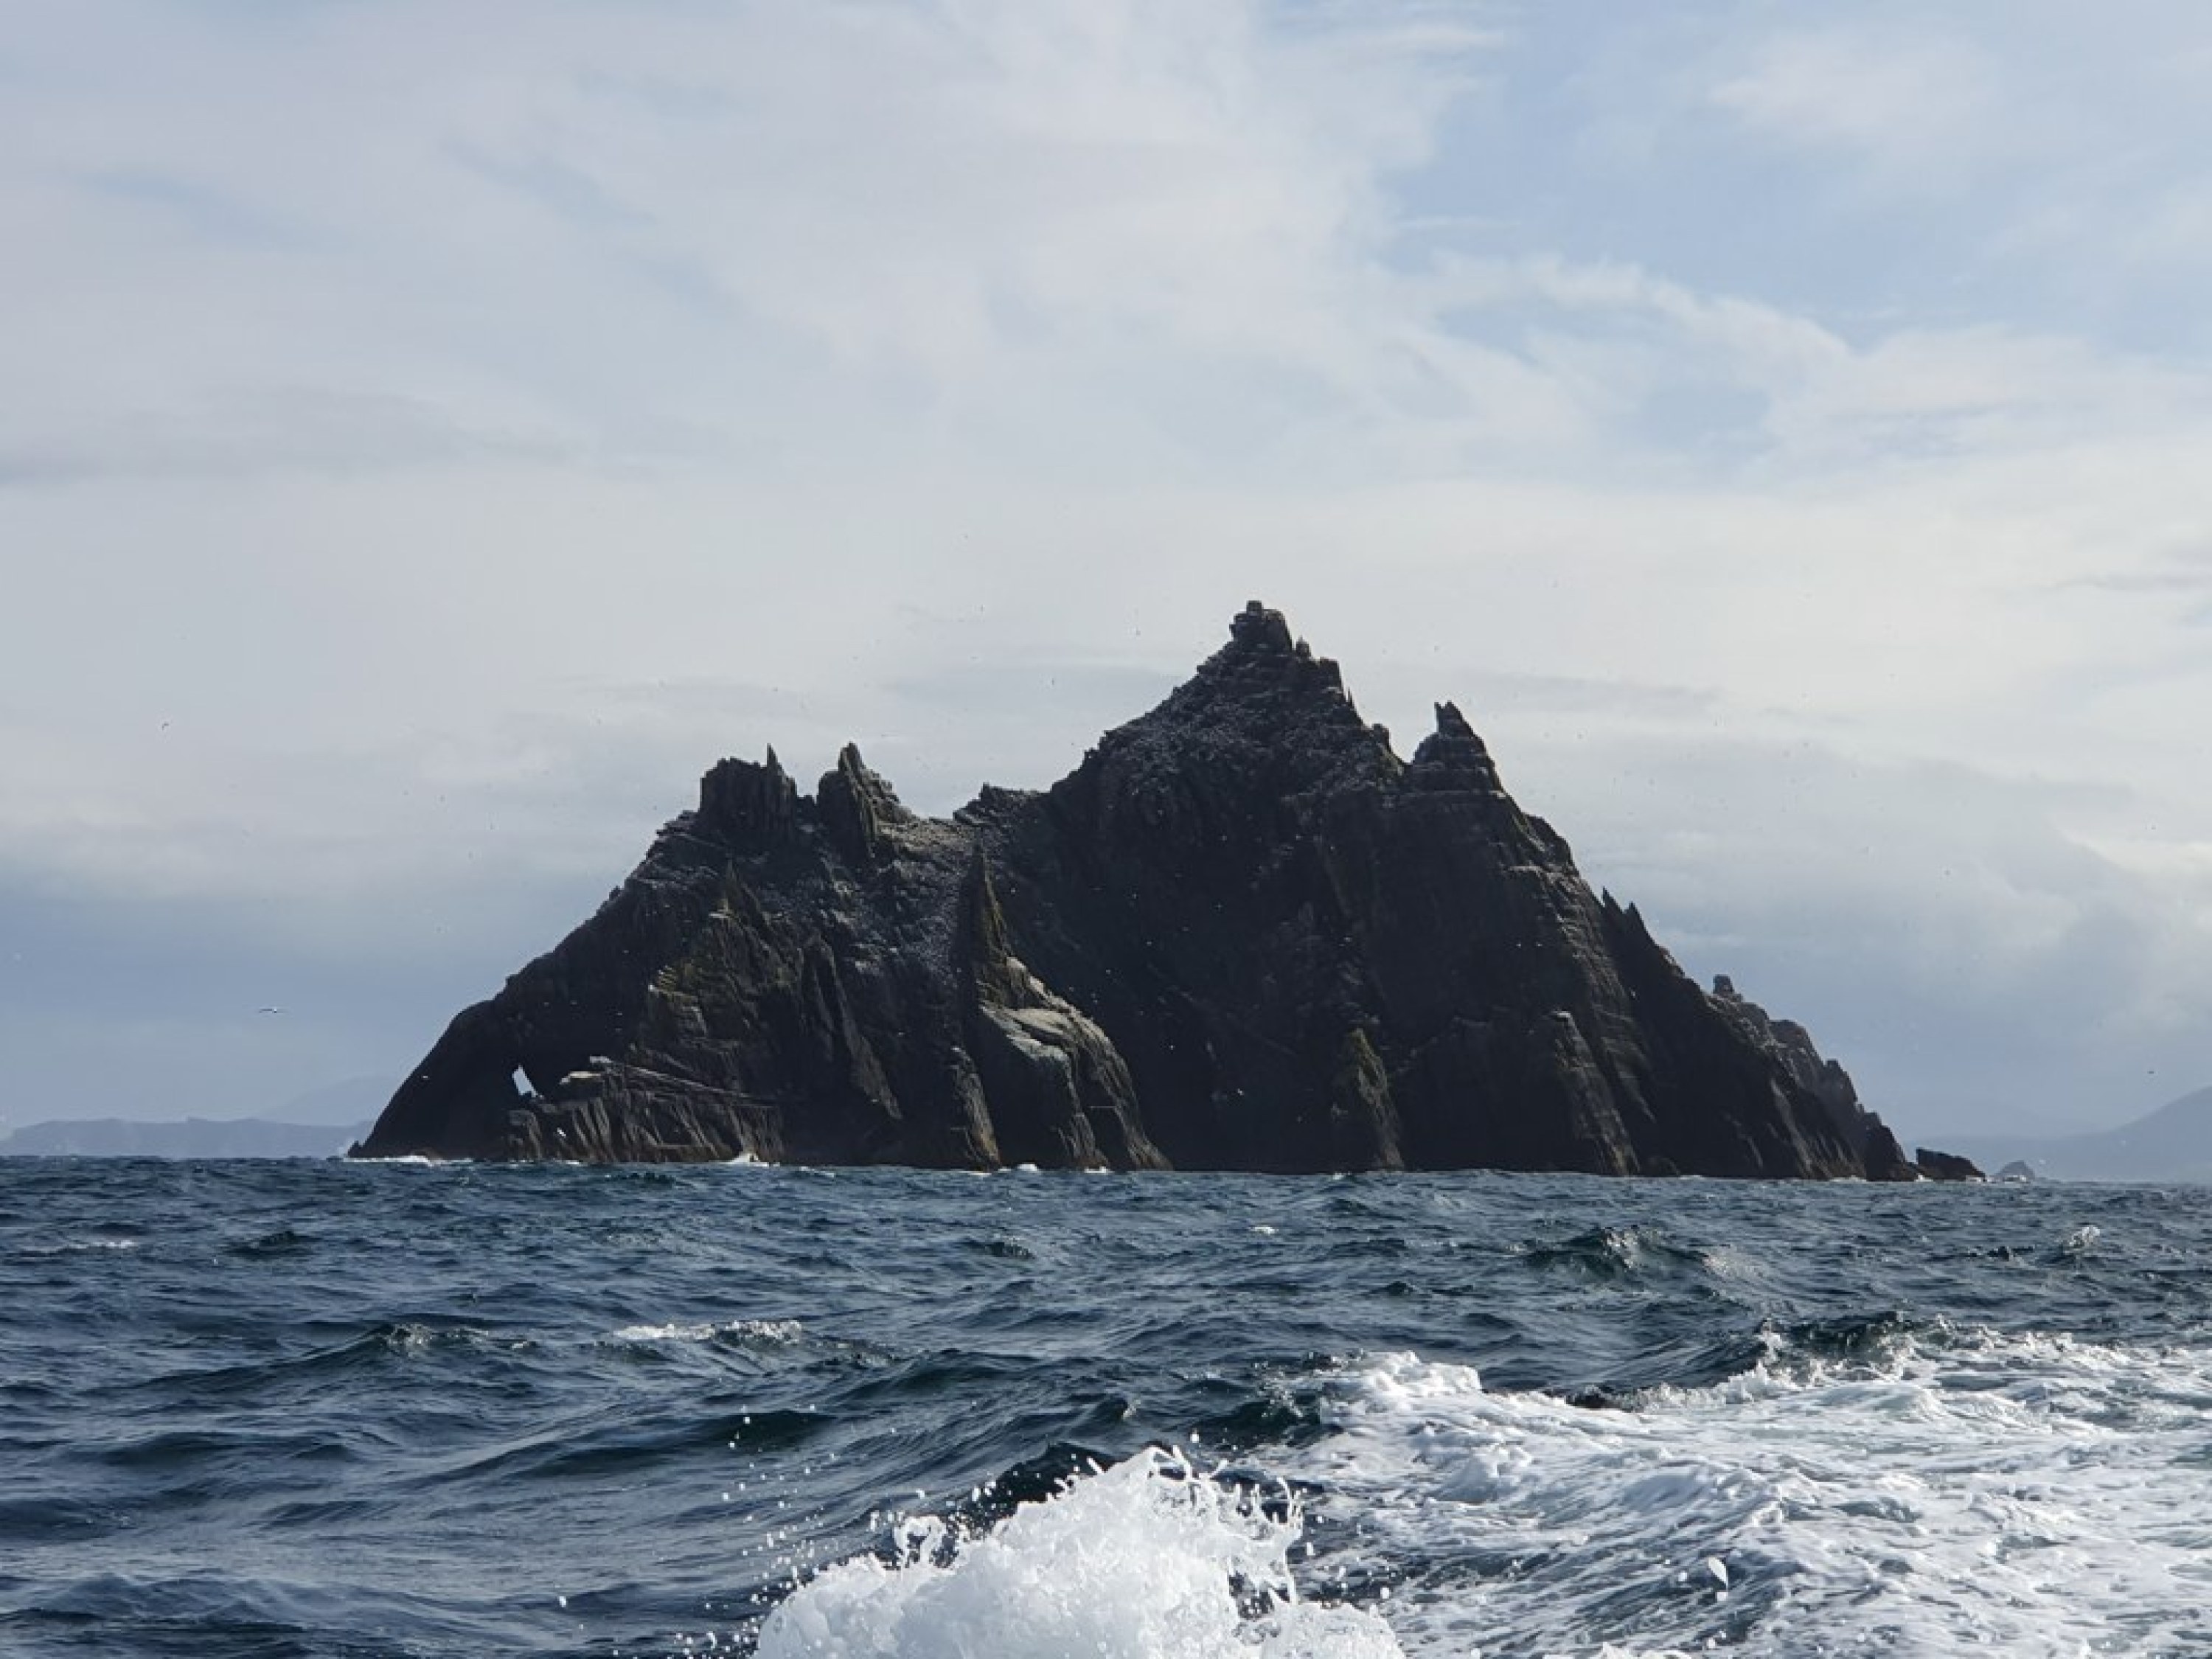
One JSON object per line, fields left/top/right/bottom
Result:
{"left": 22, "top": 1236, "right": 140, "bottom": 1256}
{"left": 1284, "top": 1332, "right": 2212, "bottom": 1656}
{"left": 754, "top": 1448, "right": 1403, "bottom": 1659}
{"left": 607, "top": 1318, "right": 804, "bottom": 1346}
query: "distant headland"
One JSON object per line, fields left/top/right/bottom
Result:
{"left": 353, "top": 602, "right": 1972, "bottom": 1180}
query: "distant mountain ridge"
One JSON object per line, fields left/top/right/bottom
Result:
{"left": 1, "top": 1117, "right": 366, "bottom": 1158}
{"left": 1, "top": 1076, "right": 386, "bottom": 1159}
{"left": 1938, "top": 1086, "right": 2212, "bottom": 1184}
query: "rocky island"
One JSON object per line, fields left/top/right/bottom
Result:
{"left": 354, "top": 602, "right": 1958, "bottom": 1180}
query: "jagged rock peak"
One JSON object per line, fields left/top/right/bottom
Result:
{"left": 1409, "top": 699, "right": 1503, "bottom": 792}
{"left": 1065, "top": 602, "right": 1391, "bottom": 813}
{"left": 1229, "top": 598, "right": 1294, "bottom": 653}
{"left": 817, "top": 742, "right": 911, "bottom": 866}
{"left": 1203, "top": 600, "right": 1348, "bottom": 700}
{"left": 698, "top": 748, "right": 799, "bottom": 846}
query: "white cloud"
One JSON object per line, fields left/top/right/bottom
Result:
{"left": 1709, "top": 27, "right": 2014, "bottom": 187}
{"left": 3, "top": 1, "right": 2211, "bottom": 1132}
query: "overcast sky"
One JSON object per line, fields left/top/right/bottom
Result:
{"left": 5, "top": 1, "right": 2210, "bottom": 1143}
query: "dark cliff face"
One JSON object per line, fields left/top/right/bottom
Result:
{"left": 354, "top": 603, "right": 1911, "bottom": 1178}
{"left": 1706, "top": 974, "right": 1919, "bottom": 1182}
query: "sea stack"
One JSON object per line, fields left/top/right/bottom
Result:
{"left": 355, "top": 602, "right": 1929, "bottom": 1178}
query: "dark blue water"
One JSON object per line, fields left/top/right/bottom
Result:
{"left": 4, "top": 1159, "right": 2208, "bottom": 1657}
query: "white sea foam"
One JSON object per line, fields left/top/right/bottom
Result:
{"left": 754, "top": 1448, "right": 1404, "bottom": 1659}
{"left": 10, "top": 1235, "right": 142, "bottom": 1259}
{"left": 608, "top": 1318, "right": 803, "bottom": 1346}
{"left": 1285, "top": 1332, "right": 2212, "bottom": 1657}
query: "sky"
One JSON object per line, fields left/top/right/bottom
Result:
{"left": 4, "top": 0, "right": 2210, "bottom": 1144}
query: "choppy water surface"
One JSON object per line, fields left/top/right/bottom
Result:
{"left": 4, "top": 1158, "right": 2210, "bottom": 1657}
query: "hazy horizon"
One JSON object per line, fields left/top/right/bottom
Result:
{"left": 7, "top": 3, "right": 2211, "bottom": 1147}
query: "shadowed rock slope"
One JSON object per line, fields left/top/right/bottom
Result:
{"left": 355, "top": 603, "right": 1928, "bottom": 1178}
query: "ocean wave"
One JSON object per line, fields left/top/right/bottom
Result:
{"left": 13, "top": 1159, "right": 2212, "bottom": 1658}
{"left": 608, "top": 1318, "right": 806, "bottom": 1347}
{"left": 225, "top": 1226, "right": 314, "bottom": 1259}
{"left": 13, "top": 1234, "right": 140, "bottom": 1258}
{"left": 1514, "top": 1224, "right": 1718, "bottom": 1283}
{"left": 754, "top": 1447, "right": 1403, "bottom": 1659}
{"left": 1281, "top": 1332, "right": 2212, "bottom": 1655}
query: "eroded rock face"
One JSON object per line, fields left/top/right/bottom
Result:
{"left": 1705, "top": 977, "right": 1984, "bottom": 1182}
{"left": 353, "top": 603, "right": 1909, "bottom": 1177}
{"left": 1708, "top": 975, "right": 1922, "bottom": 1181}
{"left": 1914, "top": 1147, "right": 1987, "bottom": 1183}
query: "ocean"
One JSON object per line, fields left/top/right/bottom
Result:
{"left": 3, "top": 1158, "right": 2208, "bottom": 1658}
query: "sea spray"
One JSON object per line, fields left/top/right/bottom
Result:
{"left": 753, "top": 1448, "right": 1403, "bottom": 1659}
